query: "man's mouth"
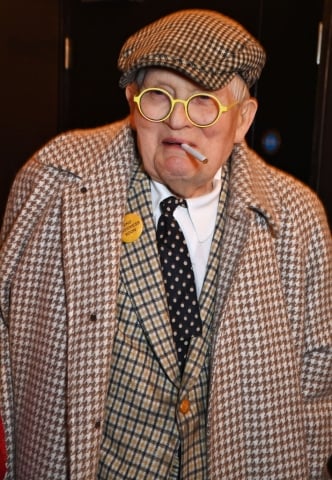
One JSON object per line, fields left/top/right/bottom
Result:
{"left": 162, "top": 140, "right": 208, "bottom": 163}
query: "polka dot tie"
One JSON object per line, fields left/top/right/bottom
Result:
{"left": 157, "top": 196, "right": 202, "bottom": 374}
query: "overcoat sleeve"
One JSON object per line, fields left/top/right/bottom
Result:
{"left": 0, "top": 154, "right": 71, "bottom": 474}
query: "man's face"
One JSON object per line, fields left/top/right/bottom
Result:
{"left": 126, "top": 68, "right": 255, "bottom": 198}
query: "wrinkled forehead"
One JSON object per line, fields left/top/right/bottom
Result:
{"left": 133, "top": 67, "right": 244, "bottom": 104}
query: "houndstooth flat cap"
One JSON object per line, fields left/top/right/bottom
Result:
{"left": 118, "top": 9, "right": 266, "bottom": 91}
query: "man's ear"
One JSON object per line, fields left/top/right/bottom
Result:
{"left": 234, "top": 97, "right": 258, "bottom": 143}
{"left": 125, "top": 84, "right": 137, "bottom": 129}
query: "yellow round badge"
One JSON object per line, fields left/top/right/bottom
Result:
{"left": 122, "top": 212, "right": 143, "bottom": 243}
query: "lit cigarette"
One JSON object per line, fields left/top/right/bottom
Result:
{"left": 181, "top": 143, "right": 208, "bottom": 164}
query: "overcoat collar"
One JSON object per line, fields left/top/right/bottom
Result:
{"left": 227, "top": 143, "right": 281, "bottom": 237}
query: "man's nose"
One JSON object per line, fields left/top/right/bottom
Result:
{"left": 166, "top": 100, "right": 191, "bottom": 128}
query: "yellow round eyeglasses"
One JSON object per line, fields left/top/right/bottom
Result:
{"left": 133, "top": 87, "right": 237, "bottom": 128}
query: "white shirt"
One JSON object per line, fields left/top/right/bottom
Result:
{"left": 151, "top": 171, "right": 222, "bottom": 297}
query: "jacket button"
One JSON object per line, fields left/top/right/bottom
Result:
{"left": 179, "top": 398, "right": 190, "bottom": 414}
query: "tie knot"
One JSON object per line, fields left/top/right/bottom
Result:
{"left": 160, "top": 196, "right": 187, "bottom": 216}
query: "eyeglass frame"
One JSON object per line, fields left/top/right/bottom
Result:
{"left": 133, "top": 87, "right": 238, "bottom": 128}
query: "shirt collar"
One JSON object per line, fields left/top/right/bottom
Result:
{"left": 151, "top": 169, "right": 222, "bottom": 242}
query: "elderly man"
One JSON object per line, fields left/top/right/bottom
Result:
{"left": 1, "top": 9, "right": 331, "bottom": 480}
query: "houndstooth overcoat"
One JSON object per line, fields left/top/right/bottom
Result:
{"left": 0, "top": 119, "right": 331, "bottom": 479}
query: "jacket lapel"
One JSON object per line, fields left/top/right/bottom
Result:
{"left": 120, "top": 166, "right": 180, "bottom": 385}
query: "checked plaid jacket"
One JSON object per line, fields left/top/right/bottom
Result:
{"left": 0, "top": 119, "right": 331, "bottom": 479}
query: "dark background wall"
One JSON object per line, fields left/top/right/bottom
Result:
{"left": 0, "top": 0, "right": 331, "bottom": 225}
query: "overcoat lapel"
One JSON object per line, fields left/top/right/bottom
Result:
{"left": 207, "top": 146, "right": 308, "bottom": 478}
{"left": 60, "top": 127, "right": 134, "bottom": 478}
